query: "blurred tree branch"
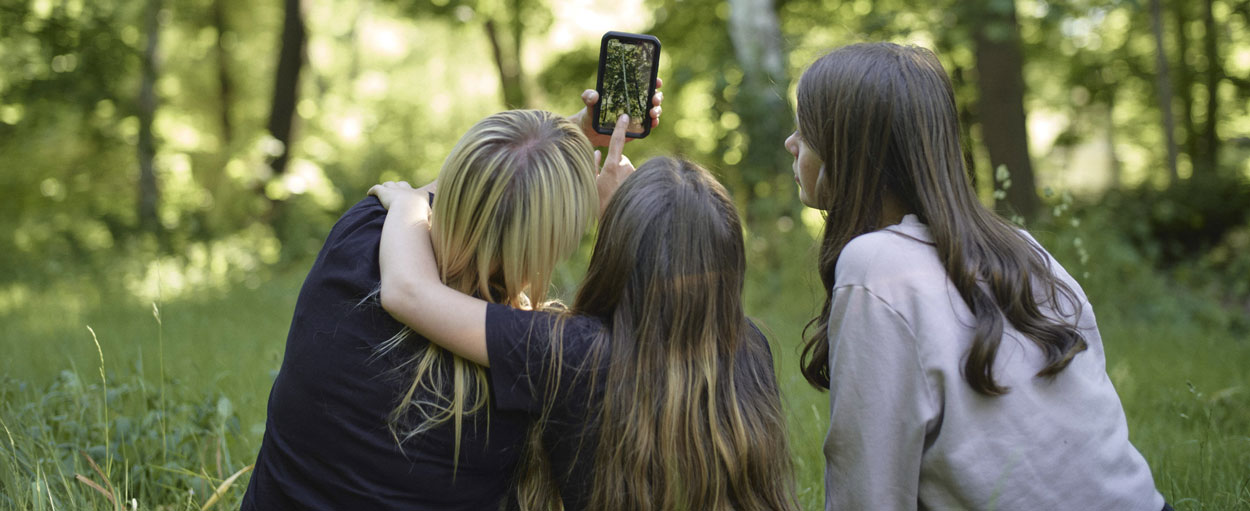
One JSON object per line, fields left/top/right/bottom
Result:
{"left": 215, "top": 0, "right": 233, "bottom": 146}
{"left": 382, "top": 0, "right": 539, "bottom": 109}
{"left": 484, "top": 15, "right": 526, "bottom": 108}
{"left": 728, "top": 0, "right": 794, "bottom": 224}
{"left": 970, "top": 0, "right": 1040, "bottom": 219}
{"left": 1151, "top": 0, "right": 1180, "bottom": 182}
{"left": 138, "top": 0, "right": 162, "bottom": 232}
{"left": 1174, "top": 0, "right": 1199, "bottom": 169}
{"left": 266, "top": 0, "right": 305, "bottom": 180}
{"left": 1197, "top": 0, "right": 1222, "bottom": 176}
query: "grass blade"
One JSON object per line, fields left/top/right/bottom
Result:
{"left": 73, "top": 474, "right": 116, "bottom": 507}
{"left": 199, "top": 464, "right": 253, "bottom": 511}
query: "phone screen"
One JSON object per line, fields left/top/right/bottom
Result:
{"left": 596, "top": 34, "right": 659, "bottom": 138}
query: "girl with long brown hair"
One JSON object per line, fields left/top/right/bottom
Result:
{"left": 788, "top": 42, "right": 1166, "bottom": 510}
{"left": 370, "top": 157, "right": 799, "bottom": 511}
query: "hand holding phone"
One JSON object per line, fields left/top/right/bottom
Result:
{"left": 572, "top": 80, "right": 662, "bottom": 148}
{"left": 593, "top": 32, "right": 661, "bottom": 139}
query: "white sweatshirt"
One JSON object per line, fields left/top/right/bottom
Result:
{"left": 823, "top": 214, "right": 1164, "bottom": 511}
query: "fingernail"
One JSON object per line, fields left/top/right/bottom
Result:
{"left": 620, "top": 114, "right": 630, "bottom": 124}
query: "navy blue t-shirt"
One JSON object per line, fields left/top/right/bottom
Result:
{"left": 483, "top": 304, "right": 775, "bottom": 511}
{"left": 241, "top": 198, "right": 529, "bottom": 511}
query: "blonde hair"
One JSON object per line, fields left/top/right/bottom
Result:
{"left": 380, "top": 110, "right": 597, "bottom": 468}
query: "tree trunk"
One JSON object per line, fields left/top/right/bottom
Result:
{"left": 934, "top": 32, "right": 981, "bottom": 193}
{"left": 971, "top": 0, "right": 1039, "bottom": 219}
{"left": 1105, "top": 92, "right": 1123, "bottom": 189}
{"left": 137, "top": 0, "right": 162, "bottom": 231}
{"left": 215, "top": 0, "right": 233, "bottom": 146}
{"left": 1198, "top": 0, "right": 1221, "bottom": 175}
{"left": 1174, "top": 0, "right": 1199, "bottom": 168}
{"left": 266, "top": 0, "right": 305, "bottom": 178}
{"left": 484, "top": 15, "right": 526, "bottom": 108}
{"left": 509, "top": 0, "right": 524, "bottom": 106}
{"left": 1151, "top": 0, "right": 1180, "bottom": 182}
{"left": 727, "top": 0, "right": 792, "bottom": 222}
{"left": 951, "top": 65, "right": 980, "bottom": 191}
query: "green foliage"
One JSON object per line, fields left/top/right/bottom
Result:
{"left": 0, "top": 262, "right": 304, "bottom": 508}
{"left": 3, "top": 0, "right": 1250, "bottom": 508}
{"left": 0, "top": 0, "right": 283, "bottom": 286}
{"left": 0, "top": 370, "right": 249, "bottom": 510}
{"left": 4, "top": 207, "right": 1250, "bottom": 508}
{"left": 1077, "top": 174, "right": 1250, "bottom": 322}
{"left": 3, "top": 0, "right": 1248, "bottom": 279}
{"left": 1104, "top": 175, "right": 1250, "bottom": 262}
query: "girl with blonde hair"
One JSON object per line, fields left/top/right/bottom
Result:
{"left": 243, "top": 85, "right": 660, "bottom": 510}
{"left": 787, "top": 42, "right": 1166, "bottom": 510}
{"left": 370, "top": 157, "right": 800, "bottom": 511}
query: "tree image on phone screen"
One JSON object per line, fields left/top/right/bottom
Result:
{"left": 598, "top": 38, "right": 655, "bottom": 134}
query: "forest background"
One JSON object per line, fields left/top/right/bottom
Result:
{"left": 1, "top": 0, "right": 1248, "bottom": 509}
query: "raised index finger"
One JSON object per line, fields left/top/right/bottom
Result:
{"left": 606, "top": 114, "right": 630, "bottom": 164}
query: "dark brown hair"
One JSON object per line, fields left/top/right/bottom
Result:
{"left": 521, "top": 157, "right": 799, "bottom": 510}
{"left": 796, "top": 43, "right": 1087, "bottom": 395}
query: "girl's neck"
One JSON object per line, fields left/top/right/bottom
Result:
{"left": 878, "top": 193, "right": 912, "bottom": 229}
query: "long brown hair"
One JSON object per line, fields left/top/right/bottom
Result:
{"left": 524, "top": 157, "right": 798, "bottom": 510}
{"left": 796, "top": 43, "right": 1087, "bottom": 395}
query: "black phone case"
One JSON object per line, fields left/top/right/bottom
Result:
{"left": 593, "top": 31, "right": 661, "bottom": 140}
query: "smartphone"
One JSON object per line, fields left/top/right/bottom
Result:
{"left": 593, "top": 31, "right": 661, "bottom": 139}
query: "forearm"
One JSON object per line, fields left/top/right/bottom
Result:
{"left": 378, "top": 197, "right": 489, "bottom": 366}
{"left": 378, "top": 198, "right": 436, "bottom": 308}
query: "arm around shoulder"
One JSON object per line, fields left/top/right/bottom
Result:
{"left": 375, "top": 190, "right": 490, "bottom": 366}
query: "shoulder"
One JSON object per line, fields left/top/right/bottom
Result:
{"left": 486, "top": 304, "right": 602, "bottom": 335}
{"left": 485, "top": 304, "right": 605, "bottom": 357}
{"left": 318, "top": 197, "right": 387, "bottom": 260}
{"left": 483, "top": 304, "right": 608, "bottom": 397}
{"left": 1014, "top": 228, "right": 1094, "bottom": 318}
{"left": 835, "top": 225, "right": 940, "bottom": 292}
{"left": 300, "top": 197, "right": 388, "bottom": 293}
{"left": 740, "top": 318, "right": 782, "bottom": 386}
{"left": 328, "top": 197, "right": 388, "bottom": 242}
{"left": 744, "top": 318, "right": 773, "bottom": 358}
{"left": 1005, "top": 226, "right": 1090, "bottom": 299}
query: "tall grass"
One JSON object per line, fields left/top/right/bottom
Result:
{"left": 0, "top": 267, "right": 302, "bottom": 510}
{"left": 1, "top": 211, "right": 1248, "bottom": 509}
{"left": 0, "top": 363, "right": 252, "bottom": 509}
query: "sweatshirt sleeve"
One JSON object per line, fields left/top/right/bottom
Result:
{"left": 484, "top": 304, "right": 561, "bottom": 414}
{"left": 823, "top": 285, "right": 936, "bottom": 511}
